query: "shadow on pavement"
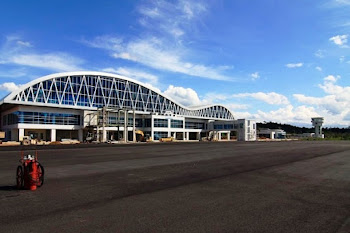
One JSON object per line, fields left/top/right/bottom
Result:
{"left": 0, "top": 185, "right": 18, "bottom": 191}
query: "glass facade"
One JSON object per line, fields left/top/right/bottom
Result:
{"left": 171, "top": 119, "right": 183, "bottom": 128}
{"left": 3, "top": 111, "right": 81, "bottom": 126}
{"left": 12, "top": 75, "right": 234, "bottom": 120}
{"left": 153, "top": 131, "right": 168, "bottom": 140}
{"left": 154, "top": 119, "right": 168, "bottom": 128}
{"left": 185, "top": 122, "right": 205, "bottom": 129}
{"left": 214, "top": 124, "right": 234, "bottom": 130}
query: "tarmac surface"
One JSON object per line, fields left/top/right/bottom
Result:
{"left": 0, "top": 141, "right": 349, "bottom": 233}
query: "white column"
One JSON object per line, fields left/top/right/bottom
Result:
{"left": 173, "top": 132, "right": 176, "bottom": 140}
{"left": 133, "top": 110, "right": 136, "bottom": 142}
{"left": 151, "top": 115, "right": 154, "bottom": 141}
{"left": 78, "top": 129, "right": 83, "bottom": 142}
{"left": 51, "top": 129, "right": 56, "bottom": 142}
{"left": 186, "top": 132, "right": 189, "bottom": 141}
{"left": 19, "top": 128, "right": 24, "bottom": 141}
{"left": 197, "top": 132, "right": 200, "bottom": 140}
{"left": 102, "top": 107, "right": 106, "bottom": 142}
{"left": 102, "top": 128, "right": 107, "bottom": 142}
{"left": 124, "top": 110, "right": 128, "bottom": 142}
{"left": 102, "top": 129, "right": 107, "bottom": 142}
{"left": 168, "top": 119, "right": 171, "bottom": 138}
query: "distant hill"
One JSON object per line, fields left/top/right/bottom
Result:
{"left": 257, "top": 122, "right": 350, "bottom": 140}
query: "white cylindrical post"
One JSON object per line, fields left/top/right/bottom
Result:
{"left": 124, "top": 110, "right": 128, "bottom": 142}
{"left": 51, "top": 129, "right": 56, "bottom": 142}
{"left": 133, "top": 110, "right": 136, "bottom": 142}
{"left": 19, "top": 128, "right": 25, "bottom": 142}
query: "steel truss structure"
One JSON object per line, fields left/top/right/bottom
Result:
{"left": 3, "top": 71, "right": 234, "bottom": 120}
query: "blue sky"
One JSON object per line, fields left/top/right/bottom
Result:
{"left": 0, "top": 0, "right": 350, "bottom": 126}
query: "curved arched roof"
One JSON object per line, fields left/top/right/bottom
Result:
{"left": 2, "top": 71, "right": 234, "bottom": 120}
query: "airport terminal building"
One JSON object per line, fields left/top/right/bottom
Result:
{"left": 0, "top": 71, "right": 256, "bottom": 143}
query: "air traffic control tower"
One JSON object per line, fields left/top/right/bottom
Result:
{"left": 311, "top": 117, "right": 324, "bottom": 138}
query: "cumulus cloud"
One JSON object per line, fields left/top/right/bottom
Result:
{"left": 329, "top": 34, "right": 348, "bottom": 47}
{"left": 293, "top": 75, "right": 350, "bottom": 124}
{"left": 251, "top": 72, "right": 260, "bottom": 80}
{"left": 285, "top": 63, "right": 303, "bottom": 68}
{"left": 232, "top": 92, "right": 289, "bottom": 105}
{"left": 293, "top": 94, "right": 345, "bottom": 115}
{"left": 315, "top": 66, "right": 322, "bottom": 71}
{"left": 0, "top": 82, "right": 22, "bottom": 92}
{"left": 163, "top": 85, "right": 202, "bottom": 106}
{"left": 231, "top": 111, "right": 253, "bottom": 119}
{"left": 323, "top": 75, "right": 340, "bottom": 82}
{"left": 253, "top": 105, "right": 320, "bottom": 124}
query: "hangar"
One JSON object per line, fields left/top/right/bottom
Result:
{"left": 0, "top": 71, "right": 256, "bottom": 143}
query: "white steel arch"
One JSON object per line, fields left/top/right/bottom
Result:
{"left": 2, "top": 71, "right": 235, "bottom": 120}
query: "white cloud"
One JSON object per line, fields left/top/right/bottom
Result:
{"left": 102, "top": 67, "right": 159, "bottom": 87}
{"left": 1, "top": 35, "right": 83, "bottom": 72}
{"left": 253, "top": 105, "right": 320, "bottom": 124}
{"left": 251, "top": 72, "right": 260, "bottom": 80}
{"left": 293, "top": 94, "right": 345, "bottom": 115}
{"left": 293, "top": 75, "right": 350, "bottom": 124}
{"left": 180, "top": 1, "right": 207, "bottom": 19}
{"left": 82, "top": 1, "right": 233, "bottom": 81}
{"left": 202, "top": 92, "right": 228, "bottom": 102}
{"left": 138, "top": 7, "right": 160, "bottom": 18}
{"left": 329, "top": 34, "right": 348, "bottom": 46}
{"left": 16, "top": 40, "right": 32, "bottom": 47}
{"left": 323, "top": 75, "right": 340, "bottom": 82}
{"left": 339, "top": 56, "right": 345, "bottom": 63}
{"left": 0, "top": 68, "right": 27, "bottom": 78}
{"left": 163, "top": 85, "right": 202, "bottom": 106}
{"left": 225, "top": 103, "right": 249, "bottom": 110}
{"left": 85, "top": 37, "right": 233, "bottom": 81}
{"left": 80, "top": 35, "right": 123, "bottom": 51}
{"left": 285, "top": 63, "right": 303, "bottom": 68}
{"left": 8, "top": 53, "right": 83, "bottom": 72}
{"left": 314, "top": 49, "right": 325, "bottom": 58}
{"left": 138, "top": 0, "right": 206, "bottom": 38}
{"left": 315, "top": 66, "right": 322, "bottom": 71}
{"left": 162, "top": 87, "right": 249, "bottom": 111}
{"left": 0, "top": 82, "right": 22, "bottom": 92}
{"left": 334, "top": 0, "right": 350, "bottom": 5}
{"left": 232, "top": 92, "right": 290, "bottom": 105}
{"left": 340, "top": 22, "right": 350, "bottom": 27}
{"left": 231, "top": 111, "right": 253, "bottom": 119}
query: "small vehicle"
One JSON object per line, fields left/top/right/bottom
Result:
{"left": 16, "top": 152, "right": 44, "bottom": 190}
{"left": 85, "top": 132, "right": 95, "bottom": 143}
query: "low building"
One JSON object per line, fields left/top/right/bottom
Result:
{"left": 0, "top": 71, "right": 256, "bottom": 143}
{"left": 258, "top": 128, "right": 286, "bottom": 139}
